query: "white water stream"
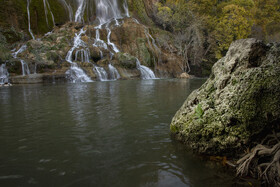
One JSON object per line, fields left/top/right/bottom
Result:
{"left": 24, "top": 0, "right": 156, "bottom": 81}
{"left": 75, "top": 0, "right": 86, "bottom": 23}
{"left": 12, "top": 45, "right": 31, "bottom": 76}
{"left": 94, "top": 66, "right": 109, "bottom": 81}
{"left": 65, "top": 28, "right": 92, "bottom": 83}
{"left": 108, "top": 64, "right": 120, "bottom": 80}
{"left": 27, "top": 0, "right": 35, "bottom": 40}
{"left": 0, "top": 64, "right": 9, "bottom": 84}
{"left": 43, "top": 0, "right": 55, "bottom": 27}
{"left": 136, "top": 59, "right": 156, "bottom": 79}
{"left": 60, "top": 0, "right": 74, "bottom": 21}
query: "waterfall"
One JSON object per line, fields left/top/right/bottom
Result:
{"left": 93, "top": 28, "right": 108, "bottom": 49}
{"left": 20, "top": 60, "right": 30, "bottom": 76}
{"left": 93, "top": 64, "right": 120, "bottom": 81}
{"left": 75, "top": 49, "right": 90, "bottom": 62}
{"left": 94, "top": 66, "right": 108, "bottom": 81}
{"left": 0, "top": 64, "right": 9, "bottom": 84}
{"left": 12, "top": 45, "right": 32, "bottom": 76}
{"left": 106, "top": 27, "right": 119, "bottom": 53}
{"left": 43, "top": 0, "right": 55, "bottom": 27}
{"left": 123, "top": 0, "right": 130, "bottom": 17}
{"left": 60, "top": 0, "right": 74, "bottom": 21}
{"left": 95, "top": 0, "right": 123, "bottom": 25}
{"left": 65, "top": 28, "right": 92, "bottom": 83}
{"left": 43, "top": 0, "right": 49, "bottom": 26}
{"left": 92, "top": 0, "right": 129, "bottom": 55}
{"left": 47, "top": 0, "right": 56, "bottom": 26}
{"left": 136, "top": 59, "right": 156, "bottom": 79}
{"left": 144, "top": 29, "right": 160, "bottom": 53}
{"left": 34, "top": 63, "right": 37, "bottom": 74}
{"left": 27, "top": 0, "right": 35, "bottom": 40}
{"left": 75, "top": 0, "right": 86, "bottom": 23}
{"left": 66, "top": 65, "right": 92, "bottom": 83}
{"left": 12, "top": 45, "right": 27, "bottom": 58}
{"left": 133, "top": 18, "right": 162, "bottom": 65}
{"left": 108, "top": 64, "right": 120, "bottom": 80}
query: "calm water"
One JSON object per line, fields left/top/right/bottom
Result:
{"left": 0, "top": 79, "right": 234, "bottom": 186}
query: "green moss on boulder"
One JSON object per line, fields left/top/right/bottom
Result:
{"left": 115, "top": 52, "right": 137, "bottom": 69}
{"left": 170, "top": 39, "right": 280, "bottom": 156}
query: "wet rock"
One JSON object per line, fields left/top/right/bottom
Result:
{"left": 170, "top": 39, "right": 280, "bottom": 156}
{"left": 115, "top": 53, "right": 137, "bottom": 69}
{"left": 179, "top": 72, "right": 190, "bottom": 79}
{"left": 89, "top": 46, "right": 102, "bottom": 61}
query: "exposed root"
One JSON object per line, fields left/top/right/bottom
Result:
{"left": 236, "top": 133, "right": 280, "bottom": 186}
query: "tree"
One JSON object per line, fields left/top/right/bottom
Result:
{"left": 214, "top": 4, "right": 253, "bottom": 59}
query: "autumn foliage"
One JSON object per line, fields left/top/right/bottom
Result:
{"left": 154, "top": 0, "right": 280, "bottom": 71}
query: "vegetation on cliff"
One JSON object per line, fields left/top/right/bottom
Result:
{"left": 152, "top": 0, "right": 280, "bottom": 75}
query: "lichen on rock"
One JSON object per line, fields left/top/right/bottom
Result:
{"left": 170, "top": 39, "right": 280, "bottom": 156}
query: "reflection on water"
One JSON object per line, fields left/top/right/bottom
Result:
{"left": 0, "top": 79, "right": 235, "bottom": 186}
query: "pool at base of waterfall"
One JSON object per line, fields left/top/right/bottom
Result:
{"left": 0, "top": 79, "right": 238, "bottom": 186}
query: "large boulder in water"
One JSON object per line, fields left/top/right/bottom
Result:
{"left": 170, "top": 39, "right": 280, "bottom": 156}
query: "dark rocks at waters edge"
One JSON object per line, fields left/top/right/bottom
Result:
{"left": 171, "top": 38, "right": 280, "bottom": 155}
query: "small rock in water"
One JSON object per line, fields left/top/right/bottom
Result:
{"left": 179, "top": 72, "right": 190, "bottom": 79}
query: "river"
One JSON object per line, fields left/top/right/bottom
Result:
{"left": 0, "top": 79, "right": 235, "bottom": 186}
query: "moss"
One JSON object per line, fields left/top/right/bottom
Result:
{"left": 170, "top": 124, "right": 179, "bottom": 133}
{"left": 116, "top": 53, "right": 137, "bottom": 69}
{"left": 46, "top": 51, "right": 59, "bottom": 62}
{"left": 195, "top": 104, "right": 204, "bottom": 119}
{"left": 128, "top": 0, "right": 153, "bottom": 25}
{"left": 136, "top": 37, "right": 153, "bottom": 67}
{"left": 171, "top": 40, "right": 280, "bottom": 156}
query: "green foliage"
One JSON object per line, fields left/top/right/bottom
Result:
{"left": 128, "top": 0, "right": 153, "bottom": 25}
{"left": 214, "top": 4, "right": 253, "bottom": 58}
{"left": 195, "top": 104, "right": 204, "bottom": 119}
{"left": 154, "top": 0, "right": 280, "bottom": 73}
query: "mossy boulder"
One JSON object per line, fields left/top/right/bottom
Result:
{"left": 115, "top": 52, "right": 137, "bottom": 69}
{"left": 170, "top": 39, "right": 280, "bottom": 156}
{"left": 136, "top": 37, "right": 152, "bottom": 67}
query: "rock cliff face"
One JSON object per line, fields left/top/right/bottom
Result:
{"left": 0, "top": 0, "right": 156, "bottom": 39}
{"left": 5, "top": 17, "right": 182, "bottom": 83}
{"left": 170, "top": 39, "right": 280, "bottom": 156}
{"left": 0, "top": 0, "right": 186, "bottom": 83}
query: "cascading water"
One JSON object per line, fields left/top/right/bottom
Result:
{"left": 106, "top": 27, "right": 119, "bottom": 53}
{"left": 60, "top": 0, "right": 74, "bottom": 21}
{"left": 108, "top": 64, "right": 120, "bottom": 80}
{"left": 144, "top": 29, "right": 161, "bottom": 54}
{"left": 95, "top": 0, "right": 123, "bottom": 25}
{"left": 123, "top": 0, "right": 130, "bottom": 17}
{"left": 75, "top": 0, "right": 86, "bottom": 23}
{"left": 75, "top": 49, "right": 90, "bottom": 62}
{"left": 136, "top": 59, "right": 156, "bottom": 79}
{"left": 94, "top": 66, "right": 108, "bottom": 81}
{"left": 65, "top": 28, "right": 92, "bottom": 82}
{"left": 0, "top": 64, "right": 9, "bottom": 84}
{"left": 93, "top": 28, "right": 108, "bottom": 49}
{"left": 20, "top": 60, "right": 31, "bottom": 76}
{"left": 43, "top": 0, "right": 55, "bottom": 27}
{"left": 12, "top": 45, "right": 31, "bottom": 76}
{"left": 23, "top": 0, "right": 156, "bottom": 81}
{"left": 27, "top": 0, "right": 35, "bottom": 40}
{"left": 92, "top": 0, "right": 131, "bottom": 54}
{"left": 12, "top": 45, "right": 27, "bottom": 58}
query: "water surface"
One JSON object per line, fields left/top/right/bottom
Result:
{"left": 0, "top": 79, "right": 234, "bottom": 186}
